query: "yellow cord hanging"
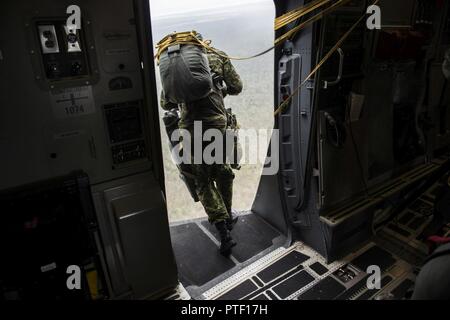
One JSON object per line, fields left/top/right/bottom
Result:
{"left": 274, "top": 0, "right": 332, "bottom": 30}
{"left": 154, "top": 0, "right": 353, "bottom": 63}
{"left": 153, "top": 0, "right": 381, "bottom": 117}
{"left": 273, "top": 0, "right": 380, "bottom": 116}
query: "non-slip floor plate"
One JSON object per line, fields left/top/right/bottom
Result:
{"left": 272, "top": 271, "right": 315, "bottom": 299}
{"left": 308, "top": 262, "right": 329, "bottom": 276}
{"left": 201, "top": 214, "right": 281, "bottom": 263}
{"left": 216, "top": 279, "right": 258, "bottom": 300}
{"left": 298, "top": 276, "right": 346, "bottom": 300}
{"left": 170, "top": 223, "right": 235, "bottom": 287}
{"left": 204, "top": 241, "right": 417, "bottom": 301}
{"left": 256, "top": 250, "right": 310, "bottom": 283}
{"left": 356, "top": 276, "right": 393, "bottom": 300}
{"left": 351, "top": 245, "right": 396, "bottom": 272}
{"left": 390, "top": 278, "right": 415, "bottom": 299}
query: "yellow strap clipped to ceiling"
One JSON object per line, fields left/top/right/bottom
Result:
{"left": 274, "top": 0, "right": 332, "bottom": 30}
{"left": 273, "top": 0, "right": 380, "bottom": 116}
{"left": 154, "top": 0, "right": 353, "bottom": 62}
{"left": 275, "top": 0, "right": 353, "bottom": 45}
{"left": 153, "top": 0, "right": 381, "bottom": 117}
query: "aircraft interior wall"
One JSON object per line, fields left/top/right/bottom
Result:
{"left": 272, "top": 0, "right": 450, "bottom": 261}
{"left": 0, "top": 0, "right": 178, "bottom": 299}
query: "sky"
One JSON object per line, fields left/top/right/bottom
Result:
{"left": 149, "top": 0, "right": 273, "bottom": 19}
{"left": 148, "top": 0, "right": 276, "bottom": 219}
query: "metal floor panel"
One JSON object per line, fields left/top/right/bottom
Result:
{"left": 161, "top": 283, "right": 191, "bottom": 300}
{"left": 170, "top": 223, "right": 236, "bottom": 287}
{"left": 298, "top": 276, "right": 346, "bottom": 300}
{"left": 201, "top": 213, "right": 282, "bottom": 263}
{"left": 169, "top": 212, "right": 287, "bottom": 295}
{"left": 203, "top": 242, "right": 417, "bottom": 300}
{"left": 272, "top": 270, "right": 315, "bottom": 299}
{"left": 256, "top": 250, "right": 310, "bottom": 283}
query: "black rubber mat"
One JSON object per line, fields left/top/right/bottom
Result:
{"left": 265, "top": 290, "right": 279, "bottom": 300}
{"left": 351, "top": 245, "right": 396, "bottom": 272}
{"left": 245, "top": 266, "right": 303, "bottom": 300}
{"left": 309, "top": 262, "right": 328, "bottom": 276}
{"left": 356, "top": 276, "right": 392, "bottom": 300}
{"left": 272, "top": 271, "right": 315, "bottom": 299}
{"left": 408, "top": 216, "right": 427, "bottom": 230}
{"left": 257, "top": 251, "right": 310, "bottom": 283}
{"left": 422, "top": 194, "right": 435, "bottom": 202}
{"left": 253, "top": 293, "right": 269, "bottom": 300}
{"left": 388, "top": 224, "right": 411, "bottom": 237}
{"left": 201, "top": 214, "right": 281, "bottom": 263}
{"left": 252, "top": 276, "right": 264, "bottom": 287}
{"left": 298, "top": 276, "right": 346, "bottom": 300}
{"left": 391, "top": 279, "right": 415, "bottom": 299}
{"left": 399, "top": 211, "right": 415, "bottom": 225}
{"left": 170, "top": 223, "right": 235, "bottom": 287}
{"left": 217, "top": 279, "right": 258, "bottom": 300}
{"left": 430, "top": 184, "right": 444, "bottom": 198}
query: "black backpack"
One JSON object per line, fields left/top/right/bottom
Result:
{"left": 158, "top": 43, "right": 213, "bottom": 104}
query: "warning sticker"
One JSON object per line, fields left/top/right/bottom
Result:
{"left": 50, "top": 86, "right": 95, "bottom": 119}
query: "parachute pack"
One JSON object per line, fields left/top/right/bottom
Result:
{"left": 156, "top": 31, "right": 213, "bottom": 104}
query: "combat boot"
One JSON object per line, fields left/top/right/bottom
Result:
{"left": 226, "top": 210, "right": 239, "bottom": 231}
{"left": 215, "top": 221, "right": 236, "bottom": 255}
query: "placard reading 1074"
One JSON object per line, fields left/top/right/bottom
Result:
{"left": 50, "top": 86, "right": 95, "bottom": 119}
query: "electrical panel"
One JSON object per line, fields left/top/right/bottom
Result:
{"left": 104, "top": 101, "right": 149, "bottom": 168}
{"left": 37, "top": 20, "right": 89, "bottom": 80}
{"left": 27, "top": 18, "right": 99, "bottom": 90}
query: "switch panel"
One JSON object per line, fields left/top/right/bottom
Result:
{"left": 36, "top": 20, "right": 90, "bottom": 80}
{"left": 104, "top": 101, "right": 149, "bottom": 168}
{"left": 112, "top": 140, "right": 147, "bottom": 165}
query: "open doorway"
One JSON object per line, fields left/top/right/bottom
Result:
{"left": 149, "top": 0, "right": 275, "bottom": 223}
{"left": 148, "top": 0, "right": 282, "bottom": 293}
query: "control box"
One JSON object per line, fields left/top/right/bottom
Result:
{"left": 36, "top": 20, "right": 89, "bottom": 80}
{"left": 104, "top": 101, "right": 149, "bottom": 169}
{"left": 27, "top": 18, "right": 99, "bottom": 90}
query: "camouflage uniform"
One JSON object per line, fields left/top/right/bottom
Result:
{"left": 161, "top": 49, "right": 243, "bottom": 224}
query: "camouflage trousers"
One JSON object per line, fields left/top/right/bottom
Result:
{"left": 184, "top": 126, "right": 235, "bottom": 224}
{"left": 190, "top": 162, "right": 235, "bottom": 224}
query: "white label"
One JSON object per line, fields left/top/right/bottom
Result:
{"left": 105, "top": 48, "right": 132, "bottom": 55}
{"left": 40, "top": 262, "right": 57, "bottom": 273}
{"left": 50, "top": 86, "right": 95, "bottom": 119}
{"left": 53, "top": 130, "right": 84, "bottom": 140}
